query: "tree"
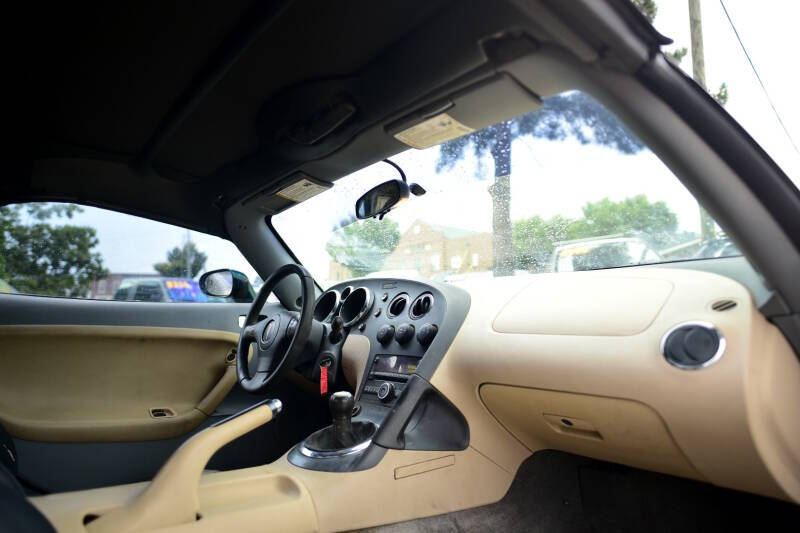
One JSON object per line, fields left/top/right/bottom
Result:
{"left": 326, "top": 219, "right": 401, "bottom": 277}
{"left": 512, "top": 214, "right": 573, "bottom": 271}
{"left": 634, "top": 0, "right": 729, "bottom": 240}
{"left": 154, "top": 241, "right": 207, "bottom": 278}
{"left": 437, "top": 92, "right": 644, "bottom": 276}
{"left": 512, "top": 195, "right": 679, "bottom": 271}
{"left": 571, "top": 195, "right": 677, "bottom": 245}
{"left": 0, "top": 203, "right": 108, "bottom": 297}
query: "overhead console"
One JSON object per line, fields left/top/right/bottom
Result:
{"left": 288, "top": 278, "right": 470, "bottom": 472}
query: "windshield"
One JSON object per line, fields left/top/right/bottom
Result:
{"left": 272, "top": 91, "right": 739, "bottom": 288}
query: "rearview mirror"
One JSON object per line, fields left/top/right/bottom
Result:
{"left": 199, "top": 269, "right": 255, "bottom": 302}
{"left": 355, "top": 179, "right": 409, "bottom": 220}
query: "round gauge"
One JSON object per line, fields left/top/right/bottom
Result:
{"left": 313, "top": 290, "right": 341, "bottom": 322}
{"left": 339, "top": 287, "right": 374, "bottom": 327}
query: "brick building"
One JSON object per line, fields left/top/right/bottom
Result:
{"left": 329, "top": 219, "right": 493, "bottom": 281}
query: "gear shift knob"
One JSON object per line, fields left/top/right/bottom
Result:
{"left": 329, "top": 391, "right": 355, "bottom": 448}
{"left": 329, "top": 391, "right": 354, "bottom": 421}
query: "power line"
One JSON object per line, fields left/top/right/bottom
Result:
{"left": 718, "top": 0, "right": 800, "bottom": 155}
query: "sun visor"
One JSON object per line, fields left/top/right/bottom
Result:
{"left": 387, "top": 74, "right": 542, "bottom": 150}
{"left": 243, "top": 172, "right": 332, "bottom": 215}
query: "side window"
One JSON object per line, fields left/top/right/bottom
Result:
{"left": 0, "top": 203, "right": 256, "bottom": 302}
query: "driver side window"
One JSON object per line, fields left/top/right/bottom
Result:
{"left": 0, "top": 203, "right": 258, "bottom": 302}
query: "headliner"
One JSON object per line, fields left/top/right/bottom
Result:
{"left": 2, "top": 0, "right": 660, "bottom": 236}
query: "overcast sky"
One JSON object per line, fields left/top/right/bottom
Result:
{"left": 45, "top": 1, "right": 800, "bottom": 286}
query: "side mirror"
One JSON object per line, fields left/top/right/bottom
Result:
{"left": 199, "top": 269, "right": 254, "bottom": 303}
{"left": 355, "top": 179, "right": 409, "bottom": 220}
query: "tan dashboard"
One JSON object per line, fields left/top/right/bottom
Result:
{"left": 30, "top": 266, "right": 800, "bottom": 532}
{"left": 433, "top": 267, "right": 800, "bottom": 503}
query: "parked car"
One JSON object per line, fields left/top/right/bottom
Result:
{"left": 112, "top": 277, "right": 210, "bottom": 303}
{"left": 693, "top": 237, "right": 741, "bottom": 259}
{"left": 551, "top": 235, "right": 662, "bottom": 272}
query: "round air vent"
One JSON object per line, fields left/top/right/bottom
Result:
{"left": 313, "top": 289, "right": 340, "bottom": 322}
{"left": 387, "top": 293, "right": 410, "bottom": 318}
{"left": 340, "top": 286, "right": 353, "bottom": 301}
{"left": 340, "top": 287, "right": 373, "bottom": 327}
{"left": 409, "top": 292, "right": 434, "bottom": 319}
{"left": 661, "top": 321, "right": 725, "bottom": 370}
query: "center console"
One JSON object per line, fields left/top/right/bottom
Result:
{"left": 288, "top": 278, "right": 471, "bottom": 472}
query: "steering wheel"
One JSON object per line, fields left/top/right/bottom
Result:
{"left": 237, "top": 263, "right": 315, "bottom": 393}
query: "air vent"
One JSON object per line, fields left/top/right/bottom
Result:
{"left": 340, "top": 286, "right": 353, "bottom": 301}
{"left": 410, "top": 293, "right": 434, "bottom": 319}
{"left": 661, "top": 321, "right": 725, "bottom": 370}
{"left": 387, "top": 294, "right": 410, "bottom": 318}
{"left": 711, "top": 299, "right": 737, "bottom": 312}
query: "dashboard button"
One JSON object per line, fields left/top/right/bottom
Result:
{"left": 377, "top": 382, "right": 395, "bottom": 402}
{"left": 376, "top": 325, "right": 395, "bottom": 345}
{"left": 395, "top": 323, "right": 415, "bottom": 344}
{"left": 417, "top": 323, "right": 438, "bottom": 346}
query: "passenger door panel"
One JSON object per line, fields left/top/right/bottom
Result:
{"left": 0, "top": 294, "right": 257, "bottom": 491}
{"left": 0, "top": 325, "right": 238, "bottom": 442}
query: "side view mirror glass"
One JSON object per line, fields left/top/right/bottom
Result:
{"left": 199, "top": 269, "right": 254, "bottom": 302}
{"left": 199, "top": 270, "right": 233, "bottom": 297}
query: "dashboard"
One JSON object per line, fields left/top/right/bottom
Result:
{"left": 298, "top": 266, "right": 800, "bottom": 503}
{"left": 312, "top": 279, "right": 455, "bottom": 409}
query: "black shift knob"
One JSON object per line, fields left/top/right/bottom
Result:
{"left": 329, "top": 391, "right": 355, "bottom": 448}
{"left": 329, "top": 391, "right": 354, "bottom": 421}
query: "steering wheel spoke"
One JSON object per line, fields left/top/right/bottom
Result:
{"left": 253, "top": 344, "right": 276, "bottom": 372}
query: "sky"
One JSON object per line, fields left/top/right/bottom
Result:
{"left": 653, "top": 0, "right": 800, "bottom": 180}
{"left": 26, "top": 0, "right": 800, "bottom": 287}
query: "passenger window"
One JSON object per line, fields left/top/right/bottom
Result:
{"left": 0, "top": 203, "right": 256, "bottom": 302}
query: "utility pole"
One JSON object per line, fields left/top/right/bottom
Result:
{"left": 688, "top": 0, "right": 717, "bottom": 242}
{"left": 185, "top": 229, "right": 192, "bottom": 279}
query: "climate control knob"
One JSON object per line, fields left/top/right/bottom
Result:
{"left": 377, "top": 382, "right": 395, "bottom": 402}
{"left": 395, "top": 323, "right": 415, "bottom": 344}
{"left": 417, "top": 323, "right": 438, "bottom": 346}
{"left": 376, "top": 325, "right": 395, "bottom": 345}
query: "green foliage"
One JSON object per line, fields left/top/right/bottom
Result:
{"left": 436, "top": 92, "right": 644, "bottom": 175}
{"left": 713, "top": 82, "right": 729, "bottom": 106}
{"left": 512, "top": 195, "right": 679, "bottom": 271}
{"left": 631, "top": 0, "right": 658, "bottom": 23}
{"left": 0, "top": 204, "right": 108, "bottom": 297}
{"left": 667, "top": 47, "right": 688, "bottom": 64}
{"left": 512, "top": 215, "right": 575, "bottom": 270}
{"left": 573, "top": 195, "right": 678, "bottom": 247}
{"left": 326, "top": 219, "right": 401, "bottom": 277}
{"left": 153, "top": 241, "right": 207, "bottom": 278}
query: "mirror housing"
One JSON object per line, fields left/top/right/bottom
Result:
{"left": 355, "top": 179, "right": 409, "bottom": 220}
{"left": 199, "top": 269, "right": 255, "bottom": 303}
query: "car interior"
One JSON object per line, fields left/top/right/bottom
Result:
{"left": 2, "top": 1, "right": 800, "bottom": 531}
